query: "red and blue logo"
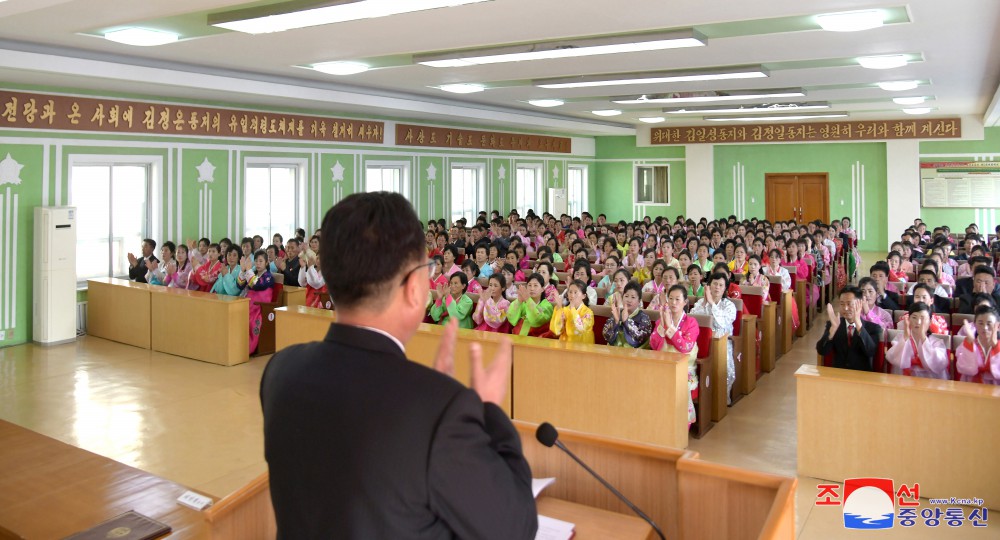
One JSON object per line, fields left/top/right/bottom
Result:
{"left": 842, "top": 478, "right": 895, "bottom": 530}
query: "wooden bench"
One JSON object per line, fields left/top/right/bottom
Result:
{"left": 741, "top": 285, "right": 777, "bottom": 374}
{"left": 796, "top": 364, "right": 1000, "bottom": 511}
{"left": 783, "top": 265, "right": 809, "bottom": 338}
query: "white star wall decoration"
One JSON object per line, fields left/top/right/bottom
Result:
{"left": 426, "top": 163, "right": 437, "bottom": 181}
{"left": 552, "top": 165, "right": 559, "bottom": 179}
{"left": 0, "top": 153, "right": 23, "bottom": 186}
{"left": 498, "top": 164, "right": 507, "bottom": 180}
{"left": 196, "top": 157, "right": 216, "bottom": 183}
{"left": 331, "top": 161, "right": 345, "bottom": 182}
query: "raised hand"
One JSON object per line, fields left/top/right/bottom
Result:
{"left": 900, "top": 314, "right": 910, "bottom": 342}
{"left": 186, "top": 239, "right": 196, "bottom": 250}
{"left": 127, "top": 252, "right": 137, "bottom": 267}
{"left": 962, "top": 320, "right": 976, "bottom": 346}
{"left": 470, "top": 338, "right": 512, "bottom": 406}
{"left": 145, "top": 259, "right": 157, "bottom": 271}
{"left": 434, "top": 318, "right": 459, "bottom": 377}
{"left": 165, "top": 261, "right": 177, "bottom": 275}
{"left": 826, "top": 303, "right": 840, "bottom": 336}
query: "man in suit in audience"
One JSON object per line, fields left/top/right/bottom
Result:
{"left": 953, "top": 256, "right": 997, "bottom": 297}
{"left": 957, "top": 266, "right": 1000, "bottom": 314}
{"left": 261, "top": 192, "right": 536, "bottom": 540}
{"left": 868, "top": 262, "right": 900, "bottom": 311}
{"left": 126, "top": 238, "right": 158, "bottom": 283}
{"left": 276, "top": 238, "right": 300, "bottom": 287}
{"left": 817, "top": 286, "right": 883, "bottom": 371}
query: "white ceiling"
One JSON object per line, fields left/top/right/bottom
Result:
{"left": 0, "top": 0, "right": 998, "bottom": 136}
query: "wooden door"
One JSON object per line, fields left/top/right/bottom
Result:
{"left": 765, "top": 173, "right": 829, "bottom": 224}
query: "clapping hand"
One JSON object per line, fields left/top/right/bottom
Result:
{"left": 434, "top": 281, "right": 446, "bottom": 301}
{"left": 962, "top": 320, "right": 976, "bottom": 346}
{"left": 517, "top": 283, "right": 528, "bottom": 302}
{"left": 276, "top": 255, "right": 287, "bottom": 271}
{"left": 165, "top": 261, "right": 177, "bottom": 275}
{"left": 900, "top": 314, "right": 911, "bottom": 342}
{"left": 127, "top": 252, "right": 138, "bottom": 267}
{"left": 186, "top": 239, "right": 196, "bottom": 250}
{"left": 826, "top": 303, "right": 840, "bottom": 336}
{"left": 145, "top": 259, "right": 157, "bottom": 271}
{"left": 240, "top": 255, "right": 252, "bottom": 272}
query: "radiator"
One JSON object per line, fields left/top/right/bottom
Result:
{"left": 76, "top": 301, "right": 87, "bottom": 335}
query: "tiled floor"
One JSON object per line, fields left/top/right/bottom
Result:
{"left": 0, "top": 302, "right": 992, "bottom": 538}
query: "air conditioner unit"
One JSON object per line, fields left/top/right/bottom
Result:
{"left": 33, "top": 206, "right": 77, "bottom": 345}
{"left": 548, "top": 188, "right": 567, "bottom": 216}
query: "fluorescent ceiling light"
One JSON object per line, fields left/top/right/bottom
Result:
{"left": 664, "top": 102, "right": 830, "bottom": 114}
{"left": 902, "top": 107, "right": 932, "bottom": 115}
{"left": 535, "top": 66, "right": 767, "bottom": 89}
{"left": 892, "top": 96, "right": 926, "bottom": 105}
{"left": 858, "top": 54, "right": 909, "bottom": 70}
{"left": 639, "top": 117, "right": 666, "bottom": 123}
{"left": 592, "top": 109, "right": 622, "bottom": 116}
{"left": 210, "top": 0, "right": 492, "bottom": 34}
{"left": 878, "top": 80, "right": 920, "bottom": 91}
{"left": 612, "top": 88, "right": 805, "bottom": 105}
{"left": 527, "top": 99, "right": 564, "bottom": 108}
{"left": 104, "top": 28, "right": 179, "bottom": 46}
{"left": 311, "top": 61, "right": 370, "bottom": 75}
{"left": 705, "top": 112, "right": 849, "bottom": 122}
{"left": 416, "top": 30, "right": 705, "bottom": 67}
{"left": 438, "top": 83, "right": 486, "bottom": 94}
{"left": 816, "top": 10, "right": 884, "bottom": 32}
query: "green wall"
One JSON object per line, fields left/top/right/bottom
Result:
{"left": 594, "top": 136, "right": 687, "bottom": 220}
{"left": 713, "top": 142, "right": 888, "bottom": 251}
{"left": 0, "top": 83, "right": 596, "bottom": 347}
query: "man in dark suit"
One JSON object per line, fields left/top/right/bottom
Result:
{"left": 868, "top": 262, "right": 900, "bottom": 311}
{"left": 817, "top": 286, "right": 883, "bottom": 371}
{"left": 261, "top": 192, "right": 537, "bottom": 540}
{"left": 953, "top": 256, "right": 997, "bottom": 298}
{"left": 126, "top": 238, "right": 158, "bottom": 283}
{"left": 957, "top": 266, "right": 1000, "bottom": 314}
{"left": 275, "top": 237, "right": 301, "bottom": 287}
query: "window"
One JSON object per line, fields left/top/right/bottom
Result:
{"left": 70, "top": 163, "right": 151, "bottom": 284}
{"left": 567, "top": 165, "right": 588, "bottom": 218}
{"left": 515, "top": 165, "right": 542, "bottom": 216}
{"left": 245, "top": 164, "right": 298, "bottom": 244}
{"left": 365, "top": 163, "right": 408, "bottom": 195}
{"left": 635, "top": 165, "right": 670, "bottom": 204}
{"left": 450, "top": 164, "right": 484, "bottom": 224}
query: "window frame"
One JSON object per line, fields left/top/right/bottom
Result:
{"left": 243, "top": 157, "right": 307, "bottom": 243}
{"left": 567, "top": 164, "right": 589, "bottom": 218}
{"left": 364, "top": 160, "right": 411, "bottom": 197}
{"left": 68, "top": 154, "right": 162, "bottom": 287}
{"left": 515, "top": 163, "right": 544, "bottom": 217}
{"left": 449, "top": 162, "right": 486, "bottom": 224}
{"left": 634, "top": 163, "right": 671, "bottom": 205}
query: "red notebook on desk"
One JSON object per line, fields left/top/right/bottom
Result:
{"left": 63, "top": 511, "right": 171, "bottom": 540}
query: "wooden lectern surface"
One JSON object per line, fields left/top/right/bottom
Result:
{"left": 537, "top": 497, "right": 654, "bottom": 539}
{"left": 0, "top": 420, "right": 208, "bottom": 539}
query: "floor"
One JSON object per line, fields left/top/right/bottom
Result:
{"left": 1, "top": 280, "right": 992, "bottom": 538}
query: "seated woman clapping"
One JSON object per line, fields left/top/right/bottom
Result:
{"left": 430, "top": 271, "right": 474, "bottom": 329}
{"left": 549, "top": 279, "right": 595, "bottom": 344}
{"left": 506, "top": 273, "right": 554, "bottom": 337}
{"left": 602, "top": 280, "right": 652, "bottom": 348}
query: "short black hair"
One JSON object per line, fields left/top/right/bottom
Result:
{"left": 320, "top": 192, "right": 424, "bottom": 309}
{"left": 838, "top": 285, "right": 863, "bottom": 302}
{"left": 142, "top": 238, "right": 157, "bottom": 250}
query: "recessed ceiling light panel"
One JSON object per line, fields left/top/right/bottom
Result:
{"left": 311, "top": 61, "right": 370, "bottom": 75}
{"left": 104, "top": 28, "right": 179, "bottom": 46}
{"left": 816, "top": 10, "right": 884, "bottom": 32}
{"left": 892, "top": 96, "right": 926, "bottom": 105}
{"left": 705, "top": 112, "right": 849, "bottom": 122}
{"left": 592, "top": 109, "right": 622, "bottom": 116}
{"left": 526, "top": 99, "right": 564, "bottom": 107}
{"left": 858, "top": 54, "right": 909, "bottom": 69}
{"left": 902, "top": 107, "right": 932, "bottom": 115}
{"left": 437, "top": 83, "right": 486, "bottom": 94}
{"left": 416, "top": 30, "right": 705, "bottom": 67}
{"left": 877, "top": 80, "right": 920, "bottom": 91}
{"left": 534, "top": 65, "right": 767, "bottom": 89}
{"left": 211, "top": 0, "right": 492, "bottom": 34}
{"left": 638, "top": 117, "right": 665, "bottom": 123}
{"left": 612, "top": 88, "right": 805, "bottom": 105}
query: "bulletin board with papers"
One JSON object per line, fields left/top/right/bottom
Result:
{"left": 921, "top": 175, "right": 1000, "bottom": 208}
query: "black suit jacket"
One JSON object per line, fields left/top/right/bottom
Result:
{"left": 280, "top": 256, "right": 300, "bottom": 289}
{"left": 958, "top": 291, "right": 1000, "bottom": 314}
{"left": 816, "top": 318, "right": 882, "bottom": 371}
{"left": 128, "top": 254, "right": 158, "bottom": 282}
{"left": 261, "top": 324, "right": 537, "bottom": 540}
{"left": 875, "top": 291, "right": 900, "bottom": 311}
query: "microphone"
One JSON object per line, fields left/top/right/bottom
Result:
{"left": 535, "top": 422, "right": 666, "bottom": 540}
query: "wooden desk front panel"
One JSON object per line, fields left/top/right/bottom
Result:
{"left": 0, "top": 420, "right": 208, "bottom": 539}
{"left": 513, "top": 343, "right": 689, "bottom": 449}
{"left": 86, "top": 278, "right": 152, "bottom": 349}
{"left": 280, "top": 285, "right": 307, "bottom": 307}
{"left": 796, "top": 365, "right": 1000, "bottom": 510}
{"left": 760, "top": 303, "right": 777, "bottom": 372}
{"left": 150, "top": 288, "right": 249, "bottom": 366}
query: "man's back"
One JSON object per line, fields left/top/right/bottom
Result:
{"left": 261, "top": 324, "right": 536, "bottom": 540}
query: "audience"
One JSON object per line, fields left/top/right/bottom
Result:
{"left": 816, "top": 287, "right": 882, "bottom": 372}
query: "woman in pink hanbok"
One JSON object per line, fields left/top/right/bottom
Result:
{"left": 238, "top": 250, "right": 275, "bottom": 355}
{"left": 956, "top": 307, "right": 1000, "bottom": 385}
{"left": 472, "top": 275, "right": 512, "bottom": 334}
{"left": 649, "top": 285, "right": 700, "bottom": 427}
{"left": 886, "top": 302, "right": 950, "bottom": 380}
